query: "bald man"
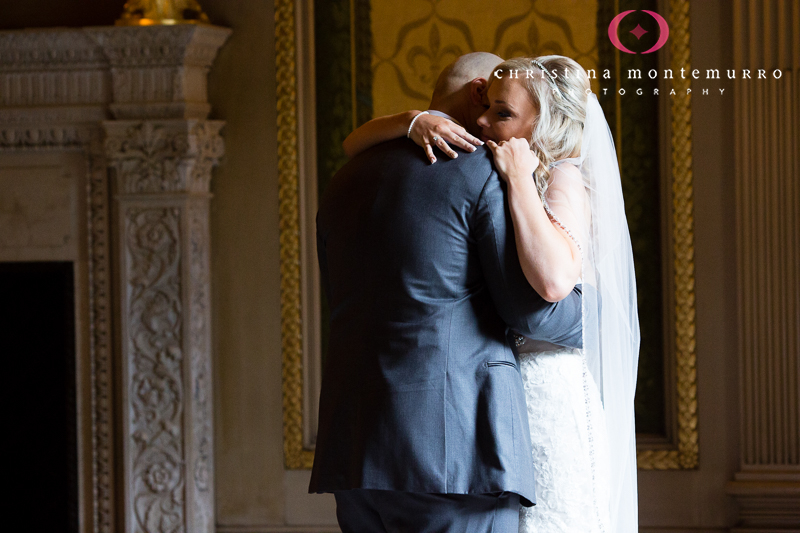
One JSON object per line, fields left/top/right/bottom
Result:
{"left": 428, "top": 52, "right": 505, "bottom": 131}
{"left": 308, "top": 53, "right": 584, "bottom": 532}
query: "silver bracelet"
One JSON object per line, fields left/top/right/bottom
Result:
{"left": 407, "top": 111, "right": 429, "bottom": 138}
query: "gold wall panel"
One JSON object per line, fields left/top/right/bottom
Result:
{"left": 371, "top": 0, "right": 599, "bottom": 116}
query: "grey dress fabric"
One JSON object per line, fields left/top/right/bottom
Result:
{"left": 309, "top": 138, "right": 583, "bottom": 507}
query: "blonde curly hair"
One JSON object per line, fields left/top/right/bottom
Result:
{"left": 490, "top": 55, "right": 590, "bottom": 198}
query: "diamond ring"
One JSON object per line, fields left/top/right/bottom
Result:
{"left": 432, "top": 136, "right": 440, "bottom": 142}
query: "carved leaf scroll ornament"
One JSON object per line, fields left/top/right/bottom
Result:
{"left": 126, "top": 207, "right": 186, "bottom": 533}
{"left": 104, "top": 121, "right": 223, "bottom": 194}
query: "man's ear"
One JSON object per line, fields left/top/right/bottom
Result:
{"left": 469, "top": 78, "right": 489, "bottom": 105}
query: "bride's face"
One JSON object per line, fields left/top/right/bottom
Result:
{"left": 476, "top": 77, "right": 538, "bottom": 144}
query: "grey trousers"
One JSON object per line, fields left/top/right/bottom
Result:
{"left": 334, "top": 489, "right": 521, "bottom": 533}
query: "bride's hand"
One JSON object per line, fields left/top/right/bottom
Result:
{"left": 486, "top": 138, "right": 540, "bottom": 183}
{"left": 408, "top": 112, "right": 484, "bottom": 163}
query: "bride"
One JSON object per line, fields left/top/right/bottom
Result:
{"left": 343, "top": 54, "right": 641, "bottom": 532}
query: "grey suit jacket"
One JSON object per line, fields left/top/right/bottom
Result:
{"left": 308, "top": 138, "right": 583, "bottom": 506}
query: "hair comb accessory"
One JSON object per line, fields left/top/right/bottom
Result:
{"left": 531, "top": 58, "right": 563, "bottom": 98}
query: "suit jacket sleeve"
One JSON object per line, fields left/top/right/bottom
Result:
{"left": 475, "top": 172, "right": 583, "bottom": 348}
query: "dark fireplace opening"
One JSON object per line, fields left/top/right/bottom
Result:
{"left": 1, "top": 262, "right": 78, "bottom": 533}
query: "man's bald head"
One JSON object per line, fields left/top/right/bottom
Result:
{"left": 431, "top": 52, "right": 503, "bottom": 105}
{"left": 429, "top": 52, "right": 503, "bottom": 136}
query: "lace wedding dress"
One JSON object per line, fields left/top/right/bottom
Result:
{"left": 517, "top": 341, "right": 611, "bottom": 533}
{"left": 516, "top": 92, "right": 640, "bottom": 533}
{"left": 516, "top": 164, "right": 613, "bottom": 532}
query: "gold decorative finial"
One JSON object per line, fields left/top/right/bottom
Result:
{"left": 116, "top": 0, "right": 210, "bottom": 26}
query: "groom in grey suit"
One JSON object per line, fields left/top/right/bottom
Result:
{"left": 309, "top": 53, "right": 584, "bottom": 532}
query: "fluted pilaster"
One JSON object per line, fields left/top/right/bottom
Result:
{"left": 728, "top": 1, "right": 800, "bottom": 530}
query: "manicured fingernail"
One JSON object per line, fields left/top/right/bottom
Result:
{"left": 432, "top": 157, "right": 437, "bottom": 163}
{"left": 470, "top": 146, "right": 477, "bottom": 152}
{"left": 453, "top": 154, "right": 458, "bottom": 158}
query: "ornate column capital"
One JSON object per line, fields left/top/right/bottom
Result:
{"left": 85, "top": 25, "right": 231, "bottom": 119}
{"left": 104, "top": 120, "right": 224, "bottom": 194}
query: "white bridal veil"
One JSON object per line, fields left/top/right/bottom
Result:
{"left": 552, "top": 92, "right": 641, "bottom": 532}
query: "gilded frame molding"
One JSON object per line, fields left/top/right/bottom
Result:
{"left": 278, "top": 0, "right": 698, "bottom": 470}
{"left": 276, "top": 0, "right": 315, "bottom": 469}
{"left": 636, "top": 0, "right": 698, "bottom": 470}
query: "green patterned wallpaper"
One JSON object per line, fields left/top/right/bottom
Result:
{"left": 314, "top": 0, "right": 373, "bottom": 361}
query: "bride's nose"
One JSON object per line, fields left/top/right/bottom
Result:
{"left": 476, "top": 112, "right": 489, "bottom": 129}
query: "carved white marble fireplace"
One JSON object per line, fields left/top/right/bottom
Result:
{"left": 0, "top": 24, "right": 230, "bottom": 533}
